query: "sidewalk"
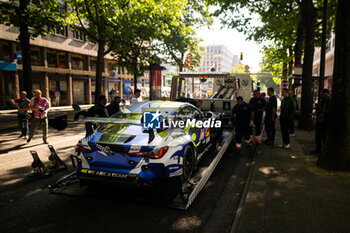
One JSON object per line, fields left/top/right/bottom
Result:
{"left": 234, "top": 124, "right": 350, "bottom": 233}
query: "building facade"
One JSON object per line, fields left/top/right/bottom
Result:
{"left": 0, "top": 24, "right": 149, "bottom": 109}
{"left": 196, "top": 45, "right": 237, "bottom": 73}
{"left": 312, "top": 33, "right": 335, "bottom": 92}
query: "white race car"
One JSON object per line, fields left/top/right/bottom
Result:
{"left": 71, "top": 101, "right": 222, "bottom": 189}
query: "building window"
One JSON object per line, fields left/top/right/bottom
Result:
{"left": 73, "top": 31, "right": 86, "bottom": 41}
{"left": 47, "top": 51, "right": 57, "bottom": 67}
{"left": 54, "top": 26, "right": 68, "bottom": 37}
{"left": 1, "top": 44, "right": 11, "bottom": 62}
{"left": 90, "top": 57, "right": 97, "bottom": 71}
{"left": 71, "top": 55, "right": 85, "bottom": 70}
{"left": 108, "top": 61, "right": 117, "bottom": 73}
{"left": 58, "top": 53, "right": 66, "bottom": 69}
{"left": 31, "top": 48, "right": 41, "bottom": 65}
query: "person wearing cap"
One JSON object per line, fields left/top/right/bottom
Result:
{"left": 231, "top": 96, "right": 253, "bottom": 150}
{"left": 11, "top": 91, "right": 30, "bottom": 139}
{"left": 311, "top": 89, "right": 331, "bottom": 154}
{"left": 249, "top": 90, "right": 266, "bottom": 143}
{"left": 25, "top": 89, "right": 51, "bottom": 144}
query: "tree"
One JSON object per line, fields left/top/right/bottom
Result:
{"left": 209, "top": 0, "right": 336, "bottom": 129}
{"left": 0, "top": 0, "right": 66, "bottom": 98}
{"left": 157, "top": 26, "right": 205, "bottom": 72}
{"left": 156, "top": 0, "right": 211, "bottom": 72}
{"left": 318, "top": 0, "right": 350, "bottom": 170}
{"left": 111, "top": 0, "right": 186, "bottom": 90}
{"left": 230, "top": 64, "right": 247, "bottom": 73}
{"left": 68, "top": 0, "right": 124, "bottom": 103}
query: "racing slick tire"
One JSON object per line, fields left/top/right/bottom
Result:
{"left": 182, "top": 145, "right": 195, "bottom": 182}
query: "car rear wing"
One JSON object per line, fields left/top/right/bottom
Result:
{"left": 78, "top": 117, "right": 141, "bottom": 125}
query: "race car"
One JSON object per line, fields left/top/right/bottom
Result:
{"left": 70, "top": 101, "right": 222, "bottom": 189}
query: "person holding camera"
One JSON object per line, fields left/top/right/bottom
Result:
{"left": 25, "top": 89, "right": 50, "bottom": 144}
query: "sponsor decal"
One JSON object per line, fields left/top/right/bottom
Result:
{"left": 96, "top": 144, "right": 114, "bottom": 156}
{"left": 82, "top": 169, "right": 137, "bottom": 178}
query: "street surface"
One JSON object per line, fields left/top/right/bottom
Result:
{"left": 0, "top": 123, "right": 256, "bottom": 233}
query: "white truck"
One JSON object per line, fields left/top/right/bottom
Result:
{"left": 170, "top": 72, "right": 253, "bottom": 114}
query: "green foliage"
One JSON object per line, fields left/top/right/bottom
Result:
{"left": 207, "top": 0, "right": 336, "bottom": 78}
{"left": 110, "top": 0, "right": 187, "bottom": 77}
{"left": 156, "top": 0, "right": 212, "bottom": 71}
{"left": 229, "top": 64, "right": 248, "bottom": 73}
{"left": 258, "top": 61, "right": 281, "bottom": 94}
{"left": 0, "top": 0, "right": 67, "bottom": 38}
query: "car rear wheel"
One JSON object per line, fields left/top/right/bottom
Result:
{"left": 182, "top": 145, "right": 195, "bottom": 182}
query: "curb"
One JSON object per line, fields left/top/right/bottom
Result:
{"left": 230, "top": 141, "right": 261, "bottom": 233}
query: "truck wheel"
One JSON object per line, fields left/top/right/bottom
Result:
{"left": 182, "top": 145, "right": 195, "bottom": 182}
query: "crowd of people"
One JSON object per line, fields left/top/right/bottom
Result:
{"left": 10, "top": 86, "right": 330, "bottom": 155}
{"left": 231, "top": 87, "right": 299, "bottom": 150}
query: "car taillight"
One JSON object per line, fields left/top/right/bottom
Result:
{"left": 129, "top": 146, "right": 169, "bottom": 159}
{"left": 75, "top": 146, "right": 92, "bottom": 153}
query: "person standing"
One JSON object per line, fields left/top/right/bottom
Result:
{"left": 289, "top": 90, "right": 298, "bottom": 136}
{"left": 249, "top": 90, "right": 266, "bottom": 143}
{"left": 231, "top": 96, "right": 253, "bottom": 150}
{"left": 85, "top": 95, "right": 109, "bottom": 137}
{"left": 106, "top": 96, "right": 121, "bottom": 116}
{"left": 11, "top": 91, "right": 30, "bottom": 139}
{"left": 312, "top": 89, "right": 331, "bottom": 154}
{"left": 279, "top": 88, "right": 296, "bottom": 149}
{"left": 130, "top": 89, "right": 141, "bottom": 104}
{"left": 54, "top": 89, "right": 60, "bottom": 106}
{"left": 26, "top": 89, "right": 51, "bottom": 144}
{"left": 264, "top": 87, "right": 277, "bottom": 145}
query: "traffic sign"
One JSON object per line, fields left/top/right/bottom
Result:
{"left": 281, "top": 79, "right": 289, "bottom": 88}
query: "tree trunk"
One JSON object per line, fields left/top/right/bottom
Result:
{"left": 294, "top": 17, "right": 304, "bottom": 66}
{"left": 18, "top": 0, "right": 32, "bottom": 98}
{"left": 282, "top": 62, "right": 288, "bottom": 79}
{"left": 95, "top": 40, "right": 105, "bottom": 104}
{"left": 318, "top": 0, "right": 350, "bottom": 170}
{"left": 299, "top": 0, "right": 316, "bottom": 130}
{"left": 133, "top": 73, "right": 138, "bottom": 91}
{"left": 318, "top": 0, "right": 328, "bottom": 99}
{"left": 288, "top": 46, "right": 293, "bottom": 76}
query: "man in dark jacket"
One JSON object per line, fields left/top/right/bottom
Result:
{"left": 106, "top": 96, "right": 121, "bottom": 116}
{"left": 249, "top": 90, "right": 266, "bottom": 143}
{"left": 85, "top": 95, "right": 109, "bottom": 137}
{"left": 279, "top": 88, "right": 296, "bottom": 149}
{"left": 231, "top": 96, "right": 253, "bottom": 150}
{"left": 264, "top": 87, "right": 277, "bottom": 145}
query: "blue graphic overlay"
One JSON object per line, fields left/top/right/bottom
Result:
{"left": 143, "top": 110, "right": 161, "bottom": 129}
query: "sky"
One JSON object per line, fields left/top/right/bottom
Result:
{"left": 196, "top": 18, "right": 263, "bottom": 73}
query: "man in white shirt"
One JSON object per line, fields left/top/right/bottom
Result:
{"left": 130, "top": 89, "right": 141, "bottom": 104}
